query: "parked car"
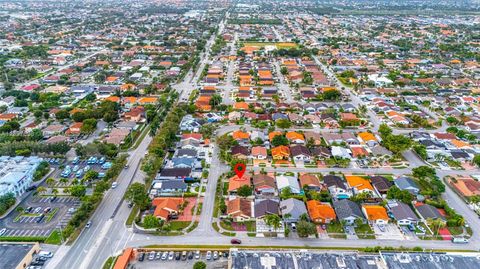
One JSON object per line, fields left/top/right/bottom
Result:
{"left": 213, "top": 251, "right": 218, "bottom": 260}
{"left": 138, "top": 252, "right": 145, "bottom": 261}
{"left": 168, "top": 251, "right": 174, "bottom": 260}
{"left": 206, "top": 251, "right": 212, "bottom": 260}
{"left": 72, "top": 165, "right": 80, "bottom": 172}
{"left": 181, "top": 251, "right": 187, "bottom": 261}
{"left": 155, "top": 252, "right": 161, "bottom": 260}
{"left": 148, "top": 251, "right": 155, "bottom": 260}
{"left": 187, "top": 251, "right": 193, "bottom": 260}
{"left": 25, "top": 207, "right": 32, "bottom": 213}
{"left": 43, "top": 207, "right": 51, "bottom": 213}
{"left": 72, "top": 157, "right": 80, "bottom": 164}
{"left": 175, "top": 252, "right": 181, "bottom": 260}
{"left": 194, "top": 250, "right": 200, "bottom": 259}
{"left": 161, "top": 251, "right": 168, "bottom": 260}
{"left": 38, "top": 251, "right": 53, "bottom": 258}
{"left": 231, "top": 239, "right": 242, "bottom": 244}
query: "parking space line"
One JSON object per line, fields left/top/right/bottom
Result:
{"left": 26, "top": 230, "right": 34, "bottom": 236}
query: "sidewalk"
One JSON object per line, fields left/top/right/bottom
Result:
{"left": 44, "top": 244, "right": 71, "bottom": 269}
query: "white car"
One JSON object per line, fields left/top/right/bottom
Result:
{"left": 161, "top": 251, "right": 168, "bottom": 260}
{"left": 38, "top": 250, "right": 53, "bottom": 258}
{"left": 168, "top": 251, "right": 174, "bottom": 260}
{"left": 148, "top": 251, "right": 155, "bottom": 260}
{"left": 206, "top": 251, "right": 212, "bottom": 260}
{"left": 194, "top": 250, "right": 200, "bottom": 259}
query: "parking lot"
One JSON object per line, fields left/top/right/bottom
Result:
{"left": 131, "top": 250, "right": 228, "bottom": 269}
{"left": 373, "top": 224, "right": 405, "bottom": 240}
{"left": 381, "top": 252, "right": 480, "bottom": 269}
{"left": 48, "top": 156, "right": 110, "bottom": 185}
{"left": 0, "top": 194, "right": 80, "bottom": 238}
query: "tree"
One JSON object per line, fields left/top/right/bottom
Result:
{"left": 124, "top": 182, "right": 150, "bottom": 210}
{"left": 36, "top": 186, "right": 47, "bottom": 195}
{"left": 81, "top": 118, "right": 97, "bottom": 134}
{"left": 383, "top": 134, "right": 411, "bottom": 154}
{"left": 386, "top": 186, "right": 413, "bottom": 204}
{"left": 473, "top": 155, "right": 480, "bottom": 168}
{"left": 70, "top": 185, "right": 87, "bottom": 198}
{"left": 46, "top": 177, "right": 55, "bottom": 187}
{"left": 59, "top": 177, "right": 69, "bottom": 185}
{"left": 143, "top": 214, "right": 160, "bottom": 229}
{"left": 264, "top": 214, "right": 282, "bottom": 231}
{"left": 51, "top": 188, "right": 59, "bottom": 196}
{"left": 237, "top": 185, "right": 252, "bottom": 197}
{"left": 209, "top": 94, "right": 222, "bottom": 109}
{"left": 84, "top": 170, "right": 99, "bottom": 181}
{"left": 276, "top": 119, "right": 291, "bottom": 129}
{"left": 412, "top": 166, "right": 436, "bottom": 179}
{"left": 271, "top": 135, "right": 289, "bottom": 147}
{"left": 427, "top": 218, "right": 445, "bottom": 236}
{"left": 29, "top": 129, "right": 43, "bottom": 141}
{"left": 193, "top": 261, "right": 207, "bottom": 269}
{"left": 296, "top": 220, "right": 316, "bottom": 237}
{"left": 378, "top": 123, "right": 392, "bottom": 139}
{"left": 0, "top": 193, "right": 16, "bottom": 215}
{"left": 55, "top": 109, "right": 70, "bottom": 120}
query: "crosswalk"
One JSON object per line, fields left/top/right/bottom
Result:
{"left": 1, "top": 228, "right": 51, "bottom": 237}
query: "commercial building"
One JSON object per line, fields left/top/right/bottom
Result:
{"left": 0, "top": 156, "right": 42, "bottom": 197}
{"left": 0, "top": 242, "right": 40, "bottom": 269}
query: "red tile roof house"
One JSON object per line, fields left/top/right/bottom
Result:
{"left": 65, "top": 122, "right": 83, "bottom": 136}
{"left": 227, "top": 197, "right": 253, "bottom": 222}
{"left": 152, "top": 197, "right": 183, "bottom": 221}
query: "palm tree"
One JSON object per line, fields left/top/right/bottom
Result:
{"left": 299, "top": 213, "right": 309, "bottom": 222}
{"left": 37, "top": 186, "right": 47, "bottom": 195}
{"left": 51, "top": 188, "right": 59, "bottom": 197}
{"left": 427, "top": 218, "right": 446, "bottom": 236}
{"left": 46, "top": 177, "right": 55, "bottom": 187}
{"left": 59, "top": 178, "right": 69, "bottom": 186}
{"left": 265, "top": 214, "right": 282, "bottom": 232}
{"left": 63, "top": 187, "right": 71, "bottom": 195}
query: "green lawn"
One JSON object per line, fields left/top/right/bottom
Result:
{"left": 355, "top": 224, "right": 375, "bottom": 239}
{"left": 326, "top": 222, "right": 346, "bottom": 239}
{"left": 220, "top": 220, "right": 234, "bottom": 231}
{"left": 126, "top": 205, "right": 139, "bottom": 226}
{"left": 102, "top": 256, "right": 118, "bottom": 269}
{"left": 447, "top": 226, "right": 464, "bottom": 236}
{"left": 169, "top": 221, "right": 190, "bottom": 231}
{"left": 245, "top": 221, "right": 256, "bottom": 232}
{"left": 45, "top": 230, "right": 62, "bottom": 245}
{"left": 192, "top": 203, "right": 202, "bottom": 215}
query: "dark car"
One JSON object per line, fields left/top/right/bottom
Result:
{"left": 187, "top": 251, "right": 194, "bottom": 260}
{"left": 175, "top": 252, "right": 181, "bottom": 260}
{"left": 231, "top": 239, "right": 242, "bottom": 244}
{"left": 138, "top": 252, "right": 145, "bottom": 261}
{"left": 26, "top": 186, "right": 36, "bottom": 192}
{"left": 25, "top": 207, "right": 32, "bottom": 213}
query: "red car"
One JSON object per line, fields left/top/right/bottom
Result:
{"left": 230, "top": 239, "right": 242, "bottom": 244}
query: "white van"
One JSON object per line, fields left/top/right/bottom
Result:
{"left": 452, "top": 237, "right": 469, "bottom": 244}
{"left": 111, "top": 182, "right": 118, "bottom": 189}
{"left": 38, "top": 250, "right": 53, "bottom": 258}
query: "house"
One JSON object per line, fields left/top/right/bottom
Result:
{"left": 362, "top": 205, "right": 389, "bottom": 225}
{"left": 231, "top": 146, "right": 249, "bottom": 159}
{"left": 388, "top": 201, "right": 418, "bottom": 225}
{"left": 156, "top": 168, "right": 192, "bottom": 180}
{"left": 251, "top": 146, "right": 267, "bottom": 160}
{"left": 286, "top": 131, "right": 305, "bottom": 144}
{"left": 307, "top": 200, "right": 336, "bottom": 224}
{"left": 150, "top": 180, "right": 187, "bottom": 197}
{"left": 227, "top": 198, "right": 253, "bottom": 222}
{"left": 228, "top": 173, "right": 251, "bottom": 195}
{"left": 324, "top": 175, "right": 351, "bottom": 199}
{"left": 415, "top": 204, "right": 446, "bottom": 223}
{"left": 310, "top": 146, "right": 331, "bottom": 159}
{"left": 279, "top": 198, "right": 308, "bottom": 223}
{"left": 394, "top": 176, "right": 420, "bottom": 195}
{"left": 254, "top": 199, "right": 279, "bottom": 218}
{"left": 333, "top": 199, "right": 365, "bottom": 225}
{"left": 304, "top": 131, "right": 323, "bottom": 145}
{"left": 370, "top": 176, "right": 393, "bottom": 195}
{"left": 290, "top": 145, "right": 311, "bottom": 162}
{"left": 65, "top": 122, "right": 83, "bottom": 136}
{"left": 152, "top": 197, "right": 183, "bottom": 220}
{"left": 42, "top": 124, "right": 67, "bottom": 137}
{"left": 252, "top": 174, "right": 277, "bottom": 196}
{"left": 276, "top": 174, "right": 301, "bottom": 194}
{"left": 350, "top": 146, "right": 370, "bottom": 159}
{"left": 271, "top": 145, "right": 290, "bottom": 160}
{"left": 345, "top": 176, "right": 374, "bottom": 195}
{"left": 232, "top": 130, "right": 250, "bottom": 144}
{"left": 331, "top": 146, "right": 352, "bottom": 159}
{"left": 357, "top": 132, "right": 378, "bottom": 147}
{"left": 299, "top": 174, "right": 322, "bottom": 191}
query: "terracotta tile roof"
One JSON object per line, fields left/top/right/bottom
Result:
{"left": 232, "top": 130, "right": 250, "bottom": 140}
{"left": 228, "top": 173, "right": 252, "bottom": 192}
{"left": 268, "top": 131, "right": 283, "bottom": 141}
{"left": 286, "top": 131, "right": 305, "bottom": 141}
{"left": 345, "top": 175, "right": 373, "bottom": 191}
{"left": 362, "top": 205, "right": 388, "bottom": 220}
{"left": 307, "top": 200, "right": 336, "bottom": 222}
{"left": 271, "top": 145, "right": 290, "bottom": 159}
{"left": 227, "top": 198, "right": 252, "bottom": 218}
{"left": 358, "top": 132, "right": 377, "bottom": 142}
{"left": 299, "top": 174, "right": 320, "bottom": 187}
{"left": 152, "top": 197, "right": 183, "bottom": 219}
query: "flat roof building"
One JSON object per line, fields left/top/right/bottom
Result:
{"left": 0, "top": 156, "right": 42, "bottom": 197}
{"left": 0, "top": 242, "right": 40, "bottom": 269}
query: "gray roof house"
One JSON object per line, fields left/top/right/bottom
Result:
{"left": 150, "top": 179, "right": 187, "bottom": 197}
{"left": 279, "top": 198, "right": 307, "bottom": 223}
{"left": 332, "top": 199, "right": 365, "bottom": 225}
{"left": 394, "top": 176, "right": 420, "bottom": 194}
{"left": 416, "top": 204, "right": 446, "bottom": 222}
{"left": 388, "top": 201, "right": 418, "bottom": 225}
{"left": 254, "top": 199, "right": 279, "bottom": 218}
